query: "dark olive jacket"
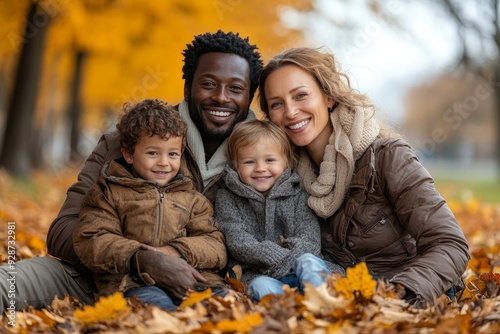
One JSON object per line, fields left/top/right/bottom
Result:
{"left": 320, "top": 138, "right": 469, "bottom": 303}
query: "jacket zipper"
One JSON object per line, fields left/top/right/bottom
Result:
{"left": 154, "top": 188, "right": 164, "bottom": 246}
{"left": 362, "top": 216, "right": 387, "bottom": 234}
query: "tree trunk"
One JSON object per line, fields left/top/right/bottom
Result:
{"left": 0, "top": 2, "right": 50, "bottom": 178}
{"left": 68, "top": 50, "right": 86, "bottom": 162}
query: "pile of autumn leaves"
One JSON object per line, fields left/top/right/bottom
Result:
{"left": 1, "top": 170, "right": 500, "bottom": 333}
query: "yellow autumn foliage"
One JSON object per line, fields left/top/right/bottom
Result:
{"left": 334, "top": 262, "right": 377, "bottom": 301}
{"left": 179, "top": 288, "right": 213, "bottom": 308}
{"left": 1, "top": 170, "right": 500, "bottom": 333}
{"left": 0, "top": 0, "right": 313, "bottom": 135}
{"left": 215, "top": 312, "right": 264, "bottom": 333}
{"left": 74, "top": 292, "right": 131, "bottom": 324}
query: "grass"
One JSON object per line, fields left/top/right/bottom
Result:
{"left": 434, "top": 178, "right": 500, "bottom": 203}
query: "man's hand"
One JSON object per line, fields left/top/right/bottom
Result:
{"left": 134, "top": 250, "right": 206, "bottom": 299}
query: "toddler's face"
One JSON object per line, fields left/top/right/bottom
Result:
{"left": 235, "top": 139, "right": 288, "bottom": 193}
{"left": 123, "top": 134, "right": 183, "bottom": 187}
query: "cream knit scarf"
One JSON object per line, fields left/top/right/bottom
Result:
{"left": 297, "top": 104, "right": 380, "bottom": 218}
{"left": 178, "top": 99, "right": 256, "bottom": 187}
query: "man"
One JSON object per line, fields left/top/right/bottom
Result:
{"left": 0, "top": 30, "right": 263, "bottom": 311}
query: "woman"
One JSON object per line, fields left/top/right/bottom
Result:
{"left": 258, "top": 46, "right": 469, "bottom": 308}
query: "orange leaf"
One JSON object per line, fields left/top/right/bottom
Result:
{"left": 334, "top": 262, "right": 376, "bottom": 301}
{"left": 28, "top": 235, "right": 46, "bottom": 253}
{"left": 32, "top": 310, "right": 57, "bottom": 328}
{"left": 179, "top": 288, "right": 212, "bottom": 307}
{"left": 216, "top": 312, "right": 264, "bottom": 333}
{"left": 74, "top": 292, "right": 130, "bottom": 324}
{"left": 459, "top": 275, "right": 487, "bottom": 301}
{"left": 225, "top": 276, "right": 247, "bottom": 293}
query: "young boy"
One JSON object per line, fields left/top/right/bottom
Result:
{"left": 73, "top": 99, "right": 227, "bottom": 311}
{"left": 214, "top": 120, "right": 344, "bottom": 301}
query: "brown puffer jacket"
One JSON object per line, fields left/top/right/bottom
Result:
{"left": 320, "top": 138, "right": 469, "bottom": 304}
{"left": 46, "top": 129, "right": 223, "bottom": 266}
{"left": 73, "top": 159, "right": 227, "bottom": 295}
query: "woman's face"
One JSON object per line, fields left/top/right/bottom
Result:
{"left": 263, "top": 65, "right": 334, "bottom": 149}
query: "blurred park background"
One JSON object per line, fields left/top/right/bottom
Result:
{"left": 0, "top": 0, "right": 499, "bottom": 202}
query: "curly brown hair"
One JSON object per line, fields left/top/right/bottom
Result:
{"left": 116, "top": 99, "right": 187, "bottom": 154}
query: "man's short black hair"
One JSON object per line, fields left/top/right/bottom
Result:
{"left": 182, "top": 30, "right": 263, "bottom": 100}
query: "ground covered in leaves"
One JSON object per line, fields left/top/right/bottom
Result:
{"left": 1, "top": 169, "right": 499, "bottom": 333}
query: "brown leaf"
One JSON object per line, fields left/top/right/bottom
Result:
{"left": 302, "top": 283, "right": 350, "bottom": 316}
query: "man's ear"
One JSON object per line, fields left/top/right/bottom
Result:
{"left": 121, "top": 147, "right": 133, "bottom": 164}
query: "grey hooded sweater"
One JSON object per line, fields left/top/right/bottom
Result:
{"left": 215, "top": 165, "right": 344, "bottom": 283}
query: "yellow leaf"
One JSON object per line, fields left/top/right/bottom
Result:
{"left": 334, "top": 262, "right": 376, "bottom": 301}
{"left": 179, "top": 288, "right": 212, "bottom": 308}
{"left": 216, "top": 312, "right": 264, "bottom": 333}
{"left": 74, "top": 292, "right": 131, "bottom": 324}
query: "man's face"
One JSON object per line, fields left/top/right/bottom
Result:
{"left": 185, "top": 52, "right": 251, "bottom": 140}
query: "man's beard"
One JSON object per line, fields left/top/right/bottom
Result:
{"left": 188, "top": 100, "right": 248, "bottom": 140}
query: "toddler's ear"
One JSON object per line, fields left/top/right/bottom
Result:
{"left": 121, "top": 147, "right": 133, "bottom": 164}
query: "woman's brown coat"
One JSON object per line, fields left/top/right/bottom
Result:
{"left": 320, "top": 138, "right": 469, "bottom": 304}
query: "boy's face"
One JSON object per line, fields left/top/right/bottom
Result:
{"left": 122, "top": 134, "right": 183, "bottom": 187}
{"left": 235, "top": 139, "right": 288, "bottom": 193}
{"left": 185, "top": 52, "right": 251, "bottom": 140}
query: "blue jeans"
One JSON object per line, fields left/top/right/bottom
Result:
{"left": 124, "top": 285, "right": 228, "bottom": 311}
{"left": 248, "top": 253, "right": 330, "bottom": 301}
{"left": 124, "top": 285, "right": 181, "bottom": 311}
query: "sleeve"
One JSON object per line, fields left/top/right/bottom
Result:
{"left": 215, "top": 189, "right": 291, "bottom": 277}
{"left": 72, "top": 183, "right": 142, "bottom": 274}
{"left": 168, "top": 193, "right": 227, "bottom": 270}
{"left": 381, "top": 140, "right": 470, "bottom": 301}
{"left": 46, "top": 132, "right": 121, "bottom": 263}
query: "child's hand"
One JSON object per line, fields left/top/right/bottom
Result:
{"left": 141, "top": 244, "right": 181, "bottom": 258}
{"left": 277, "top": 235, "right": 292, "bottom": 249}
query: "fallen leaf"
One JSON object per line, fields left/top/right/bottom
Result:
{"left": 139, "top": 307, "right": 190, "bottom": 334}
{"left": 302, "top": 283, "right": 350, "bottom": 317}
{"left": 179, "top": 288, "right": 212, "bottom": 308}
{"left": 334, "top": 262, "right": 377, "bottom": 301}
{"left": 216, "top": 312, "right": 263, "bottom": 332}
{"left": 74, "top": 292, "right": 131, "bottom": 324}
